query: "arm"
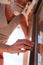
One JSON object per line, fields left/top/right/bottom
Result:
{"left": 0, "top": 43, "right": 10, "bottom": 53}
{"left": 20, "top": 0, "right": 38, "bottom": 38}
{"left": 0, "top": 39, "right": 34, "bottom": 53}
{"left": 20, "top": 1, "right": 36, "bottom": 37}
{"left": 20, "top": 14, "right": 29, "bottom": 39}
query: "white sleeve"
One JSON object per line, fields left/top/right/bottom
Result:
{"left": 0, "top": 0, "right": 14, "bottom": 4}
{"left": 0, "top": 0, "right": 10, "bottom": 4}
{"left": 33, "top": 0, "right": 38, "bottom": 4}
{"left": 22, "top": 0, "right": 38, "bottom": 17}
{"left": 10, "top": 1, "right": 22, "bottom": 15}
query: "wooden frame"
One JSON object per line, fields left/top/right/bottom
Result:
{"left": 23, "top": 0, "right": 43, "bottom": 65}
{"left": 36, "top": 0, "right": 43, "bottom": 65}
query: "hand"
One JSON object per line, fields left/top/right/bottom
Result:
{"left": 10, "top": 39, "right": 34, "bottom": 53}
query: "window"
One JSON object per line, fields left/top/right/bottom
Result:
{"left": 3, "top": 25, "right": 25, "bottom": 65}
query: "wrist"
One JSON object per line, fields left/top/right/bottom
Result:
{"left": 6, "top": 45, "right": 12, "bottom": 53}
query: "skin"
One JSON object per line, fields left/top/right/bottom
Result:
{"left": 9, "top": 39, "right": 34, "bottom": 53}
{"left": 0, "top": 1, "right": 42, "bottom": 65}
{"left": 0, "top": 3, "right": 34, "bottom": 65}
{"left": 0, "top": 39, "right": 34, "bottom": 53}
{"left": 4, "top": 2, "right": 36, "bottom": 54}
{"left": 4, "top": 4, "right": 34, "bottom": 54}
{"left": 0, "top": 1, "right": 42, "bottom": 54}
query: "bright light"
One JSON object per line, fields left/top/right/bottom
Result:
{"left": 3, "top": 26, "right": 25, "bottom": 65}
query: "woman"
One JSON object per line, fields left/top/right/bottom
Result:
{"left": 0, "top": 0, "right": 39, "bottom": 65}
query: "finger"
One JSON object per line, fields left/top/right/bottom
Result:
{"left": 24, "top": 40, "right": 34, "bottom": 47}
{"left": 16, "top": 44, "right": 32, "bottom": 51}
{"left": 16, "top": 39, "right": 34, "bottom": 47}
{"left": 16, "top": 41, "right": 34, "bottom": 48}
{"left": 18, "top": 49, "right": 27, "bottom": 53}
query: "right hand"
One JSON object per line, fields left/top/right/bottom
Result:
{"left": 10, "top": 39, "right": 34, "bottom": 53}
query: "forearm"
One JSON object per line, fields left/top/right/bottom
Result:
{"left": 20, "top": 14, "right": 29, "bottom": 38}
{"left": 0, "top": 43, "right": 11, "bottom": 53}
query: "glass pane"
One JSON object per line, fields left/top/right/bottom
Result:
{"left": 38, "top": 33, "right": 43, "bottom": 65}
{"left": 37, "top": 1, "right": 43, "bottom": 65}
{"left": 38, "top": 35, "right": 42, "bottom": 65}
